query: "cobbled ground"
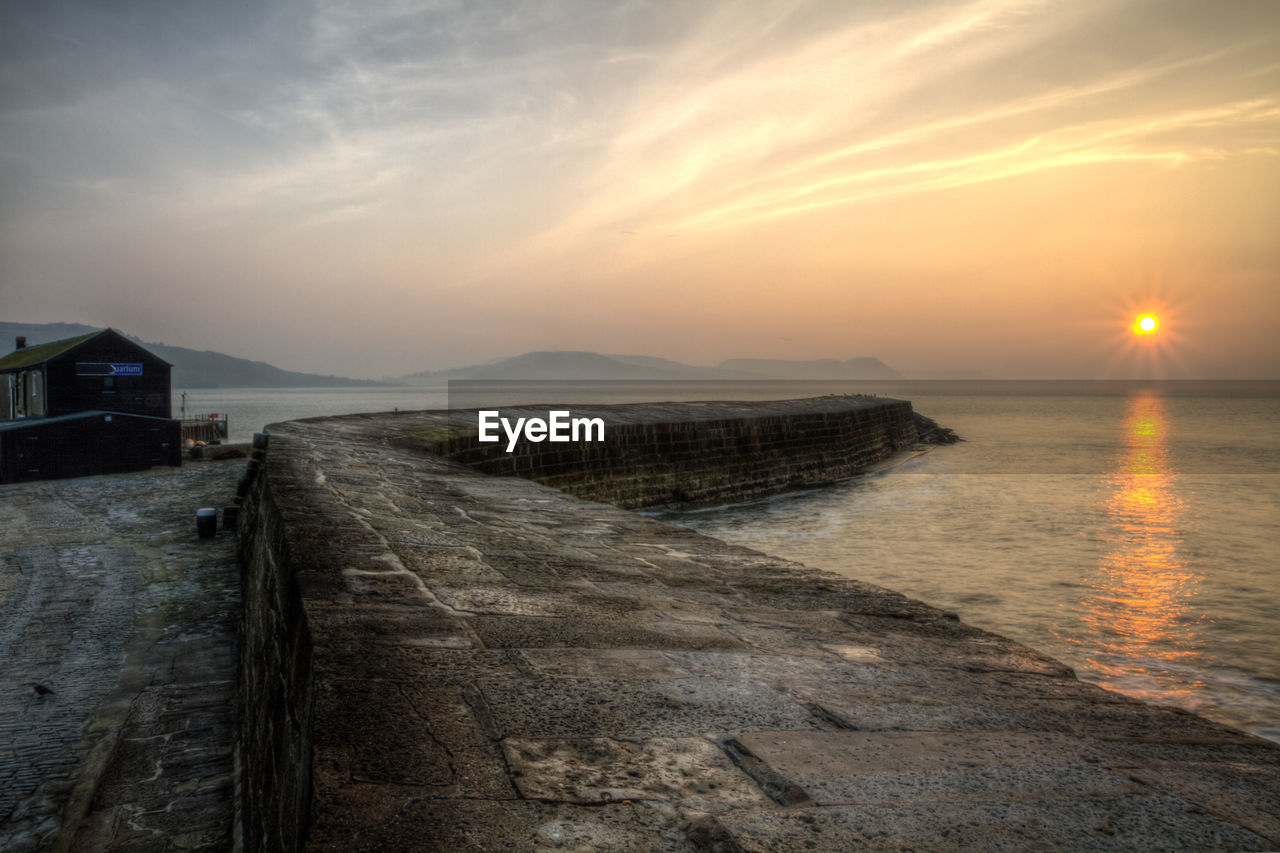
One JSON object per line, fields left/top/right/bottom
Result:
{"left": 0, "top": 461, "right": 242, "bottom": 852}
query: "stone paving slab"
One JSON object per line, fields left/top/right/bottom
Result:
{"left": 503, "top": 736, "right": 773, "bottom": 809}
{"left": 731, "top": 730, "right": 1145, "bottom": 805}
{"left": 713, "top": 796, "right": 1272, "bottom": 853}
{"left": 251, "top": 412, "right": 1280, "bottom": 851}
{"left": 0, "top": 462, "right": 242, "bottom": 852}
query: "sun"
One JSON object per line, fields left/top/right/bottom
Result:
{"left": 1097, "top": 278, "right": 1192, "bottom": 378}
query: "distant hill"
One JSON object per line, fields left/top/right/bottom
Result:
{"left": 717, "top": 357, "right": 903, "bottom": 380}
{"left": 397, "top": 350, "right": 905, "bottom": 383}
{"left": 605, "top": 354, "right": 761, "bottom": 379}
{"left": 0, "top": 322, "right": 379, "bottom": 388}
{"left": 917, "top": 368, "right": 990, "bottom": 380}
{"left": 399, "top": 351, "right": 678, "bottom": 382}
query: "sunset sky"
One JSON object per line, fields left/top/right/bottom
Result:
{"left": 2, "top": 0, "right": 1277, "bottom": 379}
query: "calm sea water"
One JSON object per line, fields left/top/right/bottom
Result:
{"left": 186, "top": 381, "right": 1280, "bottom": 742}
{"left": 176, "top": 386, "right": 451, "bottom": 441}
{"left": 657, "top": 381, "right": 1280, "bottom": 743}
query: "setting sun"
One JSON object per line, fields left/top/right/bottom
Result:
{"left": 1104, "top": 298, "right": 1188, "bottom": 379}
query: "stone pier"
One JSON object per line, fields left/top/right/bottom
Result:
{"left": 236, "top": 402, "right": 1280, "bottom": 851}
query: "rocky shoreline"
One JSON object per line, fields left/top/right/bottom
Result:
{"left": 912, "top": 411, "right": 961, "bottom": 444}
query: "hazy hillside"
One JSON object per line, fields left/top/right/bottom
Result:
{"left": 717, "top": 357, "right": 904, "bottom": 380}
{"left": 398, "top": 350, "right": 906, "bottom": 383}
{"left": 605, "top": 354, "right": 760, "bottom": 379}
{"left": 399, "top": 351, "right": 681, "bottom": 382}
{"left": 2, "top": 324, "right": 915, "bottom": 385}
{"left": 0, "top": 322, "right": 378, "bottom": 388}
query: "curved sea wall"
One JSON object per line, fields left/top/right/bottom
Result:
{"left": 420, "top": 396, "right": 917, "bottom": 508}
{"left": 234, "top": 433, "right": 315, "bottom": 852}
{"left": 235, "top": 401, "right": 1280, "bottom": 852}
{"left": 234, "top": 398, "right": 916, "bottom": 850}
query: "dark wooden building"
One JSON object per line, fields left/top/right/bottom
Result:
{"left": 0, "top": 329, "right": 180, "bottom": 483}
{"left": 2, "top": 328, "right": 172, "bottom": 420}
{"left": 0, "top": 411, "right": 181, "bottom": 483}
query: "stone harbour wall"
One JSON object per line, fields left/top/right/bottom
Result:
{"left": 235, "top": 434, "right": 314, "bottom": 853}
{"left": 234, "top": 399, "right": 918, "bottom": 850}
{"left": 233, "top": 401, "right": 1280, "bottom": 852}
{"left": 435, "top": 397, "right": 917, "bottom": 508}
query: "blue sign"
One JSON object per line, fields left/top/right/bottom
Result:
{"left": 110, "top": 363, "right": 143, "bottom": 376}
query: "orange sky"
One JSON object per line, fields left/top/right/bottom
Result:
{"left": 2, "top": 1, "right": 1277, "bottom": 378}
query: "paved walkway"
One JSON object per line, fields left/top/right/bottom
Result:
{"left": 260, "top": 413, "right": 1280, "bottom": 851}
{"left": 0, "top": 461, "right": 242, "bottom": 852}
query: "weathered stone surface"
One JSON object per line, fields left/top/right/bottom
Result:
{"left": 0, "top": 463, "right": 241, "bottom": 852}
{"left": 714, "top": 797, "right": 1272, "bottom": 852}
{"left": 502, "top": 736, "right": 771, "bottom": 809}
{"left": 731, "top": 730, "right": 1144, "bottom": 805}
{"left": 407, "top": 396, "right": 919, "bottom": 508}
{"left": 234, "top": 405, "right": 1280, "bottom": 851}
{"left": 307, "top": 798, "right": 701, "bottom": 852}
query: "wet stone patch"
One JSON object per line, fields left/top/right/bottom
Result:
{"left": 0, "top": 462, "right": 242, "bottom": 852}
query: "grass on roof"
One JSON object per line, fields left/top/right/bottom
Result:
{"left": 0, "top": 330, "right": 103, "bottom": 372}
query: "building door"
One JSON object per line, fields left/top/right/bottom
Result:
{"left": 30, "top": 370, "right": 45, "bottom": 417}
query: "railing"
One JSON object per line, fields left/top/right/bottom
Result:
{"left": 180, "top": 412, "right": 229, "bottom": 443}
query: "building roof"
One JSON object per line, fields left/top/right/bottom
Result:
{"left": 0, "top": 328, "right": 170, "bottom": 372}
{"left": 0, "top": 330, "right": 103, "bottom": 372}
{"left": 0, "top": 409, "right": 177, "bottom": 432}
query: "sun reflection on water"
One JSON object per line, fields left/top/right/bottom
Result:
{"left": 1074, "top": 390, "right": 1206, "bottom": 708}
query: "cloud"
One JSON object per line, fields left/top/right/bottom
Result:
{"left": 505, "top": 1, "right": 1279, "bottom": 260}
{"left": 1, "top": 0, "right": 1277, "bottom": 377}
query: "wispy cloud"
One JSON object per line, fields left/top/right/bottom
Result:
{"left": 676, "top": 97, "right": 1280, "bottom": 229}
{"left": 515, "top": 2, "right": 1278, "bottom": 256}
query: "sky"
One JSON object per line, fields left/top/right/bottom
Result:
{"left": 1, "top": 0, "right": 1278, "bottom": 380}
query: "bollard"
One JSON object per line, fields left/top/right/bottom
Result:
{"left": 222, "top": 505, "right": 239, "bottom": 530}
{"left": 196, "top": 508, "right": 217, "bottom": 538}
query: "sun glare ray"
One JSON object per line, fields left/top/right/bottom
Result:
{"left": 1097, "top": 291, "right": 1197, "bottom": 379}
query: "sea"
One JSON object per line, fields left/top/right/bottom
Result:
{"left": 181, "top": 380, "right": 1280, "bottom": 743}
